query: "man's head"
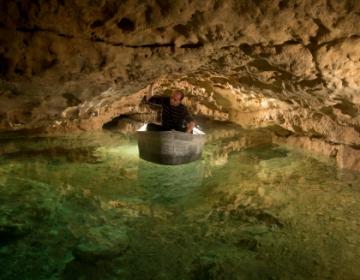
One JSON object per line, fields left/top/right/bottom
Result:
{"left": 170, "top": 90, "right": 184, "bottom": 106}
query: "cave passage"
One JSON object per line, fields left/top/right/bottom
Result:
{"left": 0, "top": 123, "right": 360, "bottom": 279}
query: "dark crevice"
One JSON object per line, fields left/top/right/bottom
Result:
{"left": 353, "top": 125, "right": 360, "bottom": 134}
{"left": 11, "top": 26, "right": 199, "bottom": 50}
{"left": 156, "top": 0, "right": 172, "bottom": 16}
{"left": 267, "top": 125, "right": 294, "bottom": 137}
{"left": 239, "top": 43, "right": 254, "bottom": 55}
{"left": 130, "top": 43, "right": 174, "bottom": 48}
{"left": 309, "top": 131, "right": 326, "bottom": 139}
{"left": 248, "top": 59, "right": 279, "bottom": 72}
{"left": 15, "top": 26, "right": 74, "bottom": 38}
{"left": 93, "top": 38, "right": 106, "bottom": 43}
{"left": 0, "top": 54, "right": 11, "bottom": 76}
{"left": 350, "top": 144, "right": 360, "bottom": 150}
{"left": 278, "top": 0, "right": 287, "bottom": 10}
{"left": 309, "top": 18, "right": 331, "bottom": 45}
{"left": 240, "top": 41, "right": 301, "bottom": 57}
{"left": 274, "top": 40, "right": 300, "bottom": 54}
{"left": 173, "top": 24, "right": 190, "bottom": 37}
{"left": 332, "top": 98, "right": 358, "bottom": 118}
{"left": 180, "top": 42, "right": 204, "bottom": 48}
{"left": 307, "top": 56, "right": 326, "bottom": 88}
{"left": 115, "top": 43, "right": 175, "bottom": 48}
{"left": 62, "top": 93, "right": 81, "bottom": 107}
{"left": 58, "top": 33, "right": 73, "bottom": 38}
{"left": 297, "top": 77, "right": 324, "bottom": 89}
{"left": 306, "top": 18, "right": 330, "bottom": 88}
{"left": 145, "top": 6, "right": 153, "bottom": 23}
{"left": 90, "top": 20, "right": 104, "bottom": 29}
{"left": 117, "top": 18, "right": 135, "bottom": 32}
{"left": 16, "top": 26, "right": 42, "bottom": 33}
{"left": 319, "top": 34, "right": 360, "bottom": 49}
{"left": 102, "top": 115, "right": 128, "bottom": 130}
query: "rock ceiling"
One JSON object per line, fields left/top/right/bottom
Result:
{"left": 0, "top": 0, "right": 360, "bottom": 170}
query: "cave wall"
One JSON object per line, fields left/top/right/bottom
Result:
{"left": 0, "top": 0, "right": 360, "bottom": 170}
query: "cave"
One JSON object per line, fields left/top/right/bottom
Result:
{"left": 1, "top": 0, "right": 360, "bottom": 279}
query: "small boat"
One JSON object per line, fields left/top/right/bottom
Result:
{"left": 137, "top": 124, "right": 206, "bottom": 165}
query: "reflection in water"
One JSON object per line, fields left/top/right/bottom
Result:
{"left": 137, "top": 160, "right": 204, "bottom": 206}
{"left": 0, "top": 127, "right": 359, "bottom": 279}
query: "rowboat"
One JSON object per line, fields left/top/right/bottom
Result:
{"left": 137, "top": 124, "right": 206, "bottom": 165}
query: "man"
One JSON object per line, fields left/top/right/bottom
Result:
{"left": 145, "top": 84, "right": 195, "bottom": 133}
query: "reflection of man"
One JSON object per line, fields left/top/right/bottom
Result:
{"left": 145, "top": 84, "right": 195, "bottom": 133}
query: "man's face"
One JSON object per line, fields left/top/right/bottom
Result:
{"left": 170, "top": 92, "right": 182, "bottom": 106}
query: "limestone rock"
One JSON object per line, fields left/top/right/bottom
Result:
{"left": 1, "top": 0, "right": 360, "bottom": 171}
{"left": 336, "top": 145, "right": 360, "bottom": 172}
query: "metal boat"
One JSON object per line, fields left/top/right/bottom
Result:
{"left": 137, "top": 124, "right": 206, "bottom": 165}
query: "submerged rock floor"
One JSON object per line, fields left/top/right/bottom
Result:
{"left": 0, "top": 125, "right": 360, "bottom": 279}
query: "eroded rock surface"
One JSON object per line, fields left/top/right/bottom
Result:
{"left": 0, "top": 0, "right": 360, "bottom": 170}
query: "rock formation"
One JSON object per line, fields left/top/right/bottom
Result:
{"left": 0, "top": 0, "right": 360, "bottom": 170}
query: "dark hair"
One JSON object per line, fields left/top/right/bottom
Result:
{"left": 174, "top": 90, "right": 184, "bottom": 100}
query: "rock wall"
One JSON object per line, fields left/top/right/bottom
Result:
{"left": 0, "top": 0, "right": 360, "bottom": 170}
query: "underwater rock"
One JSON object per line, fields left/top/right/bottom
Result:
{"left": 234, "top": 238, "right": 259, "bottom": 251}
{"left": 72, "top": 226, "right": 129, "bottom": 262}
{"left": 0, "top": 222, "right": 30, "bottom": 245}
{"left": 189, "top": 256, "right": 227, "bottom": 280}
{"left": 62, "top": 224, "right": 130, "bottom": 279}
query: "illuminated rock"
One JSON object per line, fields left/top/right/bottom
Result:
{"left": 0, "top": 0, "right": 360, "bottom": 170}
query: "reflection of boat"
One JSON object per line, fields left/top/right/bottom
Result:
{"left": 137, "top": 159, "right": 204, "bottom": 205}
{"left": 137, "top": 124, "right": 206, "bottom": 165}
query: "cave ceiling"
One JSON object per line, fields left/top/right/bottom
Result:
{"left": 0, "top": 0, "right": 360, "bottom": 150}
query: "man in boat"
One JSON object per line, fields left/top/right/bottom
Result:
{"left": 144, "top": 84, "right": 195, "bottom": 133}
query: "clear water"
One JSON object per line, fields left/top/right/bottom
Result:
{"left": 0, "top": 125, "right": 360, "bottom": 280}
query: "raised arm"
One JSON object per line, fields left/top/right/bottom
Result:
{"left": 146, "top": 83, "right": 167, "bottom": 107}
{"left": 146, "top": 83, "right": 154, "bottom": 101}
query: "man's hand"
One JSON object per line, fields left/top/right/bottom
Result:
{"left": 186, "top": 121, "right": 195, "bottom": 133}
{"left": 141, "top": 83, "right": 154, "bottom": 105}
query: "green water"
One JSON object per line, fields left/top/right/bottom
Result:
{"left": 0, "top": 126, "right": 360, "bottom": 280}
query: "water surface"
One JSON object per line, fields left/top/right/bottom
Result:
{"left": 0, "top": 126, "right": 359, "bottom": 280}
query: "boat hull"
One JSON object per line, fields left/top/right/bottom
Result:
{"left": 137, "top": 130, "right": 206, "bottom": 165}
